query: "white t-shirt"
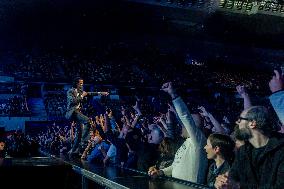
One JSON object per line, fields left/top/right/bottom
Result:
{"left": 161, "top": 97, "right": 207, "bottom": 183}
{"left": 162, "top": 138, "right": 205, "bottom": 182}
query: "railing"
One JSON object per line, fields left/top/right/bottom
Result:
{"left": 44, "top": 152, "right": 210, "bottom": 189}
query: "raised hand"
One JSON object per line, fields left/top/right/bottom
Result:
{"left": 236, "top": 85, "right": 252, "bottom": 110}
{"left": 95, "top": 116, "right": 100, "bottom": 125}
{"left": 133, "top": 101, "right": 139, "bottom": 111}
{"left": 133, "top": 101, "right": 142, "bottom": 116}
{"left": 161, "top": 82, "right": 174, "bottom": 94}
{"left": 71, "top": 121, "right": 76, "bottom": 127}
{"left": 198, "top": 106, "right": 209, "bottom": 117}
{"left": 157, "top": 114, "right": 166, "bottom": 123}
{"left": 167, "top": 103, "right": 176, "bottom": 113}
{"left": 161, "top": 82, "right": 177, "bottom": 99}
{"left": 121, "top": 106, "right": 126, "bottom": 116}
{"left": 236, "top": 85, "right": 248, "bottom": 97}
{"left": 269, "top": 70, "right": 283, "bottom": 93}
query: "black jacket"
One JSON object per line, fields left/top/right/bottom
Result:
{"left": 207, "top": 161, "right": 230, "bottom": 188}
{"left": 65, "top": 88, "right": 84, "bottom": 119}
{"left": 229, "top": 134, "right": 284, "bottom": 189}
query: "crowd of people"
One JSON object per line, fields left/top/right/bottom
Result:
{"left": 0, "top": 96, "right": 30, "bottom": 116}
{"left": 43, "top": 92, "right": 66, "bottom": 120}
{"left": 0, "top": 42, "right": 283, "bottom": 188}
{"left": 1, "top": 68, "right": 282, "bottom": 188}
{"left": 0, "top": 43, "right": 276, "bottom": 92}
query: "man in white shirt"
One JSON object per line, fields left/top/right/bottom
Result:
{"left": 149, "top": 82, "right": 207, "bottom": 183}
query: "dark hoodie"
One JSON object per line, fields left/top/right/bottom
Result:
{"left": 229, "top": 133, "right": 284, "bottom": 189}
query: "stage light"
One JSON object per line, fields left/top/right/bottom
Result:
{"left": 271, "top": 3, "right": 279, "bottom": 12}
{"left": 235, "top": 1, "right": 243, "bottom": 10}
{"left": 245, "top": 2, "right": 253, "bottom": 11}
{"left": 258, "top": 1, "right": 266, "bottom": 10}
{"left": 226, "top": 0, "right": 234, "bottom": 9}
{"left": 264, "top": 2, "right": 271, "bottom": 11}
{"left": 197, "top": 0, "right": 205, "bottom": 8}
{"left": 177, "top": 0, "right": 186, "bottom": 6}
{"left": 219, "top": 0, "right": 226, "bottom": 8}
{"left": 280, "top": 5, "right": 284, "bottom": 13}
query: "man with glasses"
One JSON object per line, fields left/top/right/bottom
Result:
{"left": 215, "top": 106, "right": 284, "bottom": 189}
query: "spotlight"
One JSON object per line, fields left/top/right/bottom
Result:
{"left": 219, "top": 0, "right": 226, "bottom": 8}
{"left": 197, "top": 0, "right": 205, "bottom": 8}
{"left": 264, "top": 2, "right": 271, "bottom": 11}
{"left": 245, "top": 2, "right": 253, "bottom": 11}
{"left": 226, "top": 0, "right": 234, "bottom": 9}
{"left": 271, "top": 3, "right": 279, "bottom": 12}
{"left": 235, "top": 1, "right": 243, "bottom": 10}
{"left": 280, "top": 5, "right": 284, "bottom": 13}
{"left": 258, "top": 1, "right": 266, "bottom": 10}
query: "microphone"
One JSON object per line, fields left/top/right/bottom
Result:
{"left": 87, "top": 92, "right": 100, "bottom": 96}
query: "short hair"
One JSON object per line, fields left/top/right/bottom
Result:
{"left": 72, "top": 77, "right": 83, "bottom": 88}
{"left": 208, "top": 133, "right": 235, "bottom": 164}
{"left": 245, "top": 106, "right": 273, "bottom": 135}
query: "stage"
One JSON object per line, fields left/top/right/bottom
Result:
{"left": 0, "top": 155, "right": 209, "bottom": 189}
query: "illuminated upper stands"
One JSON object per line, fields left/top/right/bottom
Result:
{"left": 125, "top": 0, "right": 284, "bottom": 16}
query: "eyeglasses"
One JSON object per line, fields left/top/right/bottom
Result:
{"left": 237, "top": 116, "right": 250, "bottom": 123}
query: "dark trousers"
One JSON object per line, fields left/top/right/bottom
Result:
{"left": 124, "top": 151, "right": 138, "bottom": 169}
{"left": 71, "top": 110, "right": 91, "bottom": 152}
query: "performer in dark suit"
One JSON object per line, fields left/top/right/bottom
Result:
{"left": 66, "top": 77, "right": 109, "bottom": 154}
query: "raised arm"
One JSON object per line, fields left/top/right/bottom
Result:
{"left": 156, "top": 108, "right": 176, "bottom": 139}
{"left": 70, "top": 121, "right": 76, "bottom": 141}
{"left": 269, "top": 70, "right": 284, "bottom": 125}
{"left": 156, "top": 114, "right": 169, "bottom": 137}
{"left": 103, "top": 112, "right": 111, "bottom": 133}
{"left": 130, "top": 101, "right": 142, "bottom": 128}
{"left": 87, "top": 91, "right": 109, "bottom": 96}
{"left": 198, "top": 106, "right": 226, "bottom": 134}
{"left": 236, "top": 85, "right": 252, "bottom": 110}
{"left": 161, "top": 82, "right": 206, "bottom": 146}
{"left": 121, "top": 106, "right": 131, "bottom": 128}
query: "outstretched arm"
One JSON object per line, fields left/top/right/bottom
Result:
{"left": 87, "top": 91, "right": 109, "bottom": 96}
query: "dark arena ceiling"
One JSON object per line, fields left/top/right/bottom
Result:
{"left": 0, "top": 0, "right": 283, "bottom": 57}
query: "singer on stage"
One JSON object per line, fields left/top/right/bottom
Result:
{"left": 66, "top": 77, "right": 109, "bottom": 155}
